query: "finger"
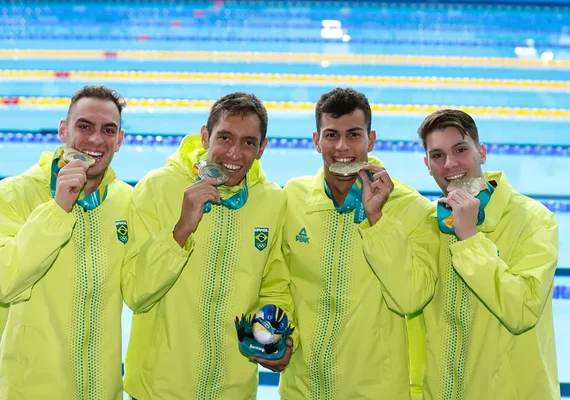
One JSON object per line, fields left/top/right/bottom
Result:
{"left": 195, "top": 193, "right": 219, "bottom": 206}
{"left": 64, "top": 159, "right": 90, "bottom": 171}
{"left": 59, "top": 166, "right": 89, "bottom": 177}
{"left": 370, "top": 180, "right": 389, "bottom": 192}
{"left": 372, "top": 170, "right": 389, "bottom": 182}
{"left": 205, "top": 186, "right": 222, "bottom": 203}
{"left": 357, "top": 170, "right": 372, "bottom": 189}
{"left": 59, "top": 178, "right": 84, "bottom": 191}
{"left": 362, "top": 163, "right": 383, "bottom": 173}
{"left": 198, "top": 177, "right": 226, "bottom": 186}
{"left": 59, "top": 175, "right": 87, "bottom": 187}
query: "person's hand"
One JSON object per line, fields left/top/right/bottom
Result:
{"left": 54, "top": 159, "right": 90, "bottom": 212}
{"left": 438, "top": 189, "right": 479, "bottom": 240}
{"left": 173, "top": 178, "right": 222, "bottom": 247}
{"left": 359, "top": 164, "right": 394, "bottom": 226}
{"left": 249, "top": 338, "right": 293, "bottom": 373}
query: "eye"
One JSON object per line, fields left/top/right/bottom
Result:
{"left": 78, "top": 124, "right": 90, "bottom": 130}
{"left": 104, "top": 128, "right": 117, "bottom": 135}
{"left": 431, "top": 153, "right": 442, "bottom": 159}
{"left": 456, "top": 147, "right": 467, "bottom": 153}
{"left": 348, "top": 131, "right": 360, "bottom": 137}
{"left": 244, "top": 140, "right": 257, "bottom": 147}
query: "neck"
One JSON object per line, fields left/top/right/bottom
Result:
{"left": 84, "top": 175, "right": 104, "bottom": 196}
{"left": 325, "top": 172, "right": 357, "bottom": 205}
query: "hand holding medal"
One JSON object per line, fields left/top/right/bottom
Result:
{"left": 438, "top": 176, "right": 484, "bottom": 240}
{"left": 173, "top": 162, "right": 228, "bottom": 247}
{"left": 54, "top": 149, "right": 95, "bottom": 212}
{"left": 359, "top": 164, "right": 394, "bottom": 226}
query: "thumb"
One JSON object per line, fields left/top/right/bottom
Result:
{"left": 286, "top": 338, "right": 293, "bottom": 347}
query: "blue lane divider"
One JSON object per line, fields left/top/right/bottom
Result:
{"left": 1, "top": 132, "right": 569, "bottom": 157}
{"left": 1, "top": 20, "right": 568, "bottom": 35}
{"left": 4, "top": 4, "right": 570, "bottom": 26}
{"left": 1, "top": 33, "right": 568, "bottom": 49}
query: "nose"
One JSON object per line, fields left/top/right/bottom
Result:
{"left": 226, "top": 143, "right": 240, "bottom": 160}
{"left": 88, "top": 130, "right": 104, "bottom": 146}
{"left": 335, "top": 137, "right": 349, "bottom": 152}
{"left": 444, "top": 155, "right": 459, "bottom": 169}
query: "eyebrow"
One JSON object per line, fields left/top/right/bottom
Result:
{"left": 75, "top": 118, "right": 118, "bottom": 129}
{"left": 322, "top": 127, "right": 364, "bottom": 133}
{"left": 217, "top": 130, "right": 260, "bottom": 142}
{"left": 428, "top": 140, "right": 469, "bottom": 155}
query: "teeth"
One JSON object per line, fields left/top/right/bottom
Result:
{"left": 222, "top": 163, "right": 241, "bottom": 171}
{"left": 84, "top": 151, "right": 103, "bottom": 157}
{"left": 334, "top": 158, "right": 354, "bottom": 163}
{"left": 447, "top": 173, "right": 465, "bottom": 180}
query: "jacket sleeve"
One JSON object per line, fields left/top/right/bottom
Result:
{"left": 255, "top": 201, "right": 300, "bottom": 351}
{"left": 121, "top": 178, "right": 193, "bottom": 313}
{"left": 359, "top": 196, "right": 439, "bottom": 316}
{"left": 450, "top": 212, "right": 558, "bottom": 335}
{"left": 0, "top": 196, "right": 75, "bottom": 303}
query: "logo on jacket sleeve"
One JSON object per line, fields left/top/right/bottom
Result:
{"left": 296, "top": 227, "right": 310, "bottom": 243}
{"left": 115, "top": 220, "right": 129, "bottom": 244}
{"left": 254, "top": 227, "right": 269, "bottom": 251}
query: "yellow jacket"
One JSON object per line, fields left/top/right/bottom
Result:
{"left": 0, "top": 304, "right": 6, "bottom": 342}
{"left": 122, "top": 134, "right": 296, "bottom": 400}
{"left": 279, "top": 157, "right": 439, "bottom": 400}
{"left": 0, "top": 148, "right": 133, "bottom": 399}
{"left": 412, "top": 171, "right": 559, "bottom": 400}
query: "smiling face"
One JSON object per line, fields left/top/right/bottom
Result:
{"left": 58, "top": 97, "right": 124, "bottom": 181}
{"left": 423, "top": 126, "right": 487, "bottom": 195}
{"left": 200, "top": 112, "right": 267, "bottom": 187}
{"left": 314, "top": 108, "right": 376, "bottom": 183}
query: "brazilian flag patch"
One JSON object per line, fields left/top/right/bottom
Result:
{"left": 115, "top": 220, "right": 129, "bottom": 244}
{"left": 254, "top": 227, "right": 269, "bottom": 251}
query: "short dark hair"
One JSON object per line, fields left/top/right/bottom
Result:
{"left": 315, "top": 88, "right": 372, "bottom": 133}
{"left": 67, "top": 85, "right": 126, "bottom": 121}
{"left": 206, "top": 92, "right": 268, "bottom": 142}
{"left": 418, "top": 109, "right": 480, "bottom": 149}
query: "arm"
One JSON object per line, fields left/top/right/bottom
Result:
{"left": 360, "top": 205, "right": 439, "bottom": 316}
{"left": 121, "top": 179, "right": 193, "bottom": 313}
{"left": 0, "top": 197, "right": 75, "bottom": 303}
{"left": 450, "top": 214, "right": 558, "bottom": 334}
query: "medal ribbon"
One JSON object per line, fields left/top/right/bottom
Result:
{"left": 324, "top": 172, "right": 371, "bottom": 224}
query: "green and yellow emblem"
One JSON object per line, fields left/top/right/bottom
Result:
{"left": 115, "top": 220, "right": 129, "bottom": 244}
{"left": 254, "top": 227, "right": 269, "bottom": 251}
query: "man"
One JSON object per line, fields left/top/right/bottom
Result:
{"left": 0, "top": 85, "right": 132, "bottom": 399}
{"left": 278, "top": 88, "right": 439, "bottom": 399}
{"left": 122, "top": 92, "right": 296, "bottom": 400}
{"left": 416, "top": 109, "right": 559, "bottom": 399}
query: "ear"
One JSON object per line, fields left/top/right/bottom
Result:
{"left": 479, "top": 143, "right": 487, "bottom": 165}
{"left": 424, "top": 155, "right": 432, "bottom": 176}
{"left": 312, "top": 131, "right": 321, "bottom": 153}
{"left": 115, "top": 128, "right": 125, "bottom": 152}
{"left": 256, "top": 138, "right": 268, "bottom": 160}
{"left": 58, "top": 119, "right": 67, "bottom": 144}
{"left": 200, "top": 125, "right": 209, "bottom": 149}
{"left": 368, "top": 130, "right": 376, "bottom": 152}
